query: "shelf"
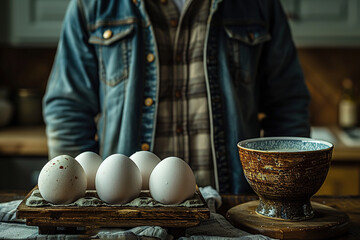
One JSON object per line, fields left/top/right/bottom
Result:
{"left": 311, "top": 126, "right": 360, "bottom": 162}
{"left": 0, "top": 125, "right": 359, "bottom": 161}
{"left": 0, "top": 126, "right": 47, "bottom": 156}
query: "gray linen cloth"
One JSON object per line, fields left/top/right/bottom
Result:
{"left": 0, "top": 187, "right": 276, "bottom": 240}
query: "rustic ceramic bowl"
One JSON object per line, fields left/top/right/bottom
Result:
{"left": 238, "top": 137, "right": 333, "bottom": 221}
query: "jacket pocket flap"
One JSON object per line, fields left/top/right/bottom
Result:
{"left": 224, "top": 25, "right": 271, "bottom": 46}
{"left": 89, "top": 25, "right": 134, "bottom": 46}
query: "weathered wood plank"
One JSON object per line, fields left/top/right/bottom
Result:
{"left": 17, "top": 186, "right": 210, "bottom": 230}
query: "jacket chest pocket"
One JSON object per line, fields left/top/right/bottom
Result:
{"left": 224, "top": 24, "right": 271, "bottom": 84}
{"left": 89, "top": 24, "right": 134, "bottom": 87}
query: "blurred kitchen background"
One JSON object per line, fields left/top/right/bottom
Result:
{"left": 0, "top": 0, "right": 360, "bottom": 194}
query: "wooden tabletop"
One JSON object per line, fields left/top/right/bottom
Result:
{"left": 1, "top": 191, "right": 360, "bottom": 239}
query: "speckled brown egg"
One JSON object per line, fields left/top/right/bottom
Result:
{"left": 38, "top": 155, "right": 87, "bottom": 204}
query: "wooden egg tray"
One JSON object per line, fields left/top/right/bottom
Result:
{"left": 16, "top": 186, "right": 210, "bottom": 234}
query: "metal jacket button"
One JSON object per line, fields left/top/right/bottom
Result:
{"left": 144, "top": 97, "right": 154, "bottom": 106}
{"left": 141, "top": 143, "right": 150, "bottom": 151}
{"left": 146, "top": 53, "right": 155, "bottom": 63}
{"left": 103, "top": 30, "right": 113, "bottom": 39}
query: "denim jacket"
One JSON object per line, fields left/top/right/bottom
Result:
{"left": 43, "top": 0, "right": 310, "bottom": 194}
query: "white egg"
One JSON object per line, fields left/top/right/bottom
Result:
{"left": 95, "top": 154, "right": 142, "bottom": 204}
{"left": 38, "top": 155, "right": 87, "bottom": 204}
{"left": 149, "top": 157, "right": 196, "bottom": 205}
{"left": 75, "top": 151, "right": 102, "bottom": 190}
{"left": 129, "top": 151, "right": 161, "bottom": 190}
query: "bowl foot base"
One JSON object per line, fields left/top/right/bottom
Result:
{"left": 256, "top": 197, "right": 314, "bottom": 221}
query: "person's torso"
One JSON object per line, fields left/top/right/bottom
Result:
{"left": 81, "top": 0, "right": 274, "bottom": 193}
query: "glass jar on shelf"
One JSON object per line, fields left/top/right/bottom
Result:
{"left": 338, "top": 78, "right": 358, "bottom": 130}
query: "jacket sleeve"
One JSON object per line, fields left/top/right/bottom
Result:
{"left": 43, "top": 0, "right": 99, "bottom": 159}
{"left": 259, "top": 0, "right": 311, "bottom": 137}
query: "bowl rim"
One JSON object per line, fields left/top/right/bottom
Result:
{"left": 237, "top": 136, "right": 334, "bottom": 153}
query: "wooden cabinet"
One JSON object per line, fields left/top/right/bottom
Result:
{"left": 316, "top": 164, "right": 360, "bottom": 195}
{"left": 0, "top": 0, "right": 70, "bottom": 47}
{"left": 280, "top": 0, "right": 360, "bottom": 47}
{"left": 312, "top": 126, "right": 360, "bottom": 195}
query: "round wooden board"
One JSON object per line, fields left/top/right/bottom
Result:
{"left": 226, "top": 200, "right": 350, "bottom": 240}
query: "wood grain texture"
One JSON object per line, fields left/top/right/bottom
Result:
{"left": 16, "top": 186, "right": 210, "bottom": 230}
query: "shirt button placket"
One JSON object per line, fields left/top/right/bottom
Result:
{"left": 142, "top": 49, "right": 155, "bottom": 152}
